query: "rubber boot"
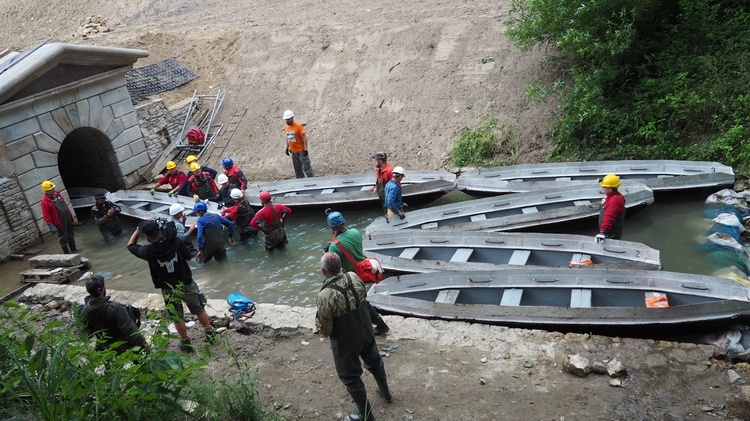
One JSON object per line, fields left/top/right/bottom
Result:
{"left": 347, "top": 388, "right": 374, "bottom": 421}
{"left": 371, "top": 364, "right": 393, "bottom": 403}
{"left": 369, "top": 302, "right": 389, "bottom": 336}
{"left": 68, "top": 238, "right": 78, "bottom": 253}
{"left": 61, "top": 244, "right": 70, "bottom": 254}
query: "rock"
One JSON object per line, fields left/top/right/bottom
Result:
{"left": 607, "top": 358, "right": 627, "bottom": 377}
{"left": 480, "top": 357, "right": 487, "bottom": 363}
{"left": 609, "top": 378, "right": 626, "bottom": 387}
{"left": 479, "top": 378, "right": 486, "bottom": 385}
{"left": 44, "top": 300, "right": 60, "bottom": 310}
{"left": 725, "top": 386, "right": 750, "bottom": 419}
{"left": 29, "top": 254, "right": 82, "bottom": 268}
{"left": 563, "top": 354, "right": 591, "bottom": 377}
{"left": 592, "top": 361, "right": 608, "bottom": 375}
{"left": 728, "top": 370, "right": 742, "bottom": 384}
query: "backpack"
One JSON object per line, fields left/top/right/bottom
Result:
{"left": 227, "top": 292, "right": 256, "bottom": 320}
{"left": 187, "top": 128, "right": 205, "bottom": 145}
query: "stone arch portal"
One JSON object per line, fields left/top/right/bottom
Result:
{"left": 58, "top": 127, "right": 125, "bottom": 193}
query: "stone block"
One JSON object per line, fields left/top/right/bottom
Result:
{"left": 76, "top": 99, "right": 90, "bottom": 127}
{"left": 6, "top": 135, "right": 37, "bottom": 160}
{"left": 63, "top": 104, "right": 80, "bottom": 129}
{"left": 100, "top": 86, "right": 130, "bottom": 107}
{"left": 32, "top": 150, "right": 58, "bottom": 167}
{"left": 129, "top": 138, "right": 147, "bottom": 156}
{"left": 105, "top": 116, "right": 125, "bottom": 141}
{"left": 111, "top": 98, "right": 134, "bottom": 118}
{"left": 13, "top": 154, "right": 34, "bottom": 176}
{"left": 34, "top": 131, "right": 60, "bottom": 153}
{"left": 88, "top": 96, "right": 102, "bottom": 128}
{"left": 112, "top": 125, "right": 141, "bottom": 149}
{"left": 18, "top": 167, "right": 59, "bottom": 191}
{"left": 30, "top": 96, "right": 63, "bottom": 119}
{"left": 0, "top": 104, "right": 38, "bottom": 129}
{"left": 29, "top": 254, "right": 82, "bottom": 268}
{"left": 0, "top": 157, "right": 18, "bottom": 177}
{"left": 115, "top": 144, "right": 134, "bottom": 163}
{"left": 38, "top": 113, "right": 66, "bottom": 141}
{"left": 58, "top": 91, "right": 77, "bottom": 109}
{"left": 119, "top": 151, "right": 150, "bottom": 177}
{"left": 120, "top": 111, "right": 138, "bottom": 130}
{"left": 50, "top": 108, "right": 73, "bottom": 135}
{"left": 3, "top": 118, "right": 40, "bottom": 142}
{"left": 96, "top": 106, "right": 114, "bottom": 134}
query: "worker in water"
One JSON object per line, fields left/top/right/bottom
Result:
{"left": 221, "top": 158, "right": 248, "bottom": 192}
{"left": 192, "top": 201, "right": 235, "bottom": 264}
{"left": 168, "top": 203, "right": 197, "bottom": 256}
{"left": 596, "top": 174, "right": 626, "bottom": 241}
{"left": 251, "top": 190, "right": 291, "bottom": 250}
{"left": 40, "top": 180, "right": 78, "bottom": 254}
{"left": 187, "top": 162, "right": 220, "bottom": 202}
{"left": 369, "top": 152, "right": 393, "bottom": 209}
{"left": 151, "top": 161, "right": 186, "bottom": 197}
{"left": 177, "top": 156, "right": 217, "bottom": 196}
{"left": 221, "top": 188, "right": 258, "bottom": 242}
{"left": 384, "top": 166, "right": 406, "bottom": 220}
{"left": 211, "top": 174, "right": 234, "bottom": 208}
{"left": 283, "top": 109, "right": 315, "bottom": 178}
{"left": 91, "top": 193, "right": 123, "bottom": 244}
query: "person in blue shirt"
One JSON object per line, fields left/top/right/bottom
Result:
{"left": 384, "top": 166, "right": 406, "bottom": 219}
{"left": 192, "top": 202, "right": 235, "bottom": 263}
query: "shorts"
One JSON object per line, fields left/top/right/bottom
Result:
{"left": 161, "top": 282, "right": 207, "bottom": 322}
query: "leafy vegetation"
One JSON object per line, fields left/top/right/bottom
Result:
{"left": 506, "top": 0, "right": 750, "bottom": 176}
{"left": 451, "top": 117, "right": 519, "bottom": 167}
{"left": 0, "top": 300, "right": 280, "bottom": 421}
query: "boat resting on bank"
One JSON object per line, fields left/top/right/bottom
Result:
{"left": 366, "top": 268, "right": 750, "bottom": 332}
{"left": 245, "top": 171, "right": 456, "bottom": 211}
{"left": 365, "top": 182, "right": 654, "bottom": 234}
{"left": 363, "top": 231, "right": 661, "bottom": 274}
{"left": 457, "top": 160, "right": 734, "bottom": 196}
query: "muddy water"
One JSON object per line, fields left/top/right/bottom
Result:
{"left": 1, "top": 191, "right": 732, "bottom": 306}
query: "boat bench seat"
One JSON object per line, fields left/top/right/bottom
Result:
{"left": 501, "top": 288, "right": 523, "bottom": 306}
{"left": 151, "top": 205, "right": 171, "bottom": 214}
{"left": 521, "top": 207, "right": 539, "bottom": 214}
{"left": 450, "top": 248, "right": 473, "bottom": 263}
{"left": 321, "top": 188, "right": 336, "bottom": 194}
{"left": 360, "top": 186, "right": 372, "bottom": 191}
{"left": 570, "top": 289, "right": 592, "bottom": 308}
{"left": 555, "top": 177, "right": 572, "bottom": 181}
{"left": 471, "top": 214, "right": 487, "bottom": 221}
{"left": 508, "top": 250, "right": 531, "bottom": 266}
{"left": 399, "top": 248, "right": 420, "bottom": 260}
{"left": 573, "top": 200, "right": 592, "bottom": 206}
{"left": 130, "top": 202, "right": 150, "bottom": 209}
{"left": 570, "top": 253, "right": 593, "bottom": 267}
{"left": 421, "top": 222, "right": 439, "bottom": 229}
{"left": 284, "top": 192, "right": 297, "bottom": 197}
{"left": 436, "top": 289, "right": 460, "bottom": 304}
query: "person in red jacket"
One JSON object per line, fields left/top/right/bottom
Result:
{"left": 186, "top": 162, "right": 219, "bottom": 202}
{"left": 251, "top": 190, "right": 292, "bottom": 250}
{"left": 369, "top": 152, "right": 393, "bottom": 209}
{"left": 40, "top": 180, "right": 78, "bottom": 254}
{"left": 596, "top": 174, "right": 626, "bottom": 241}
{"left": 151, "top": 161, "right": 187, "bottom": 197}
{"left": 221, "top": 157, "right": 248, "bottom": 192}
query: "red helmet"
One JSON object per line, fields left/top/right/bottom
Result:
{"left": 259, "top": 190, "right": 272, "bottom": 203}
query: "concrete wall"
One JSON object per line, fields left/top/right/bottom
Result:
{"left": 0, "top": 177, "right": 39, "bottom": 260}
{"left": 136, "top": 97, "right": 201, "bottom": 162}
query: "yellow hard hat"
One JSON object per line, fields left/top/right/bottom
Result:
{"left": 185, "top": 155, "right": 198, "bottom": 164}
{"left": 599, "top": 174, "right": 621, "bottom": 189}
{"left": 189, "top": 162, "right": 202, "bottom": 172}
{"left": 165, "top": 161, "right": 177, "bottom": 170}
{"left": 41, "top": 180, "right": 55, "bottom": 191}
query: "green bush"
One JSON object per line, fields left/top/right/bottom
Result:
{"left": 451, "top": 117, "right": 519, "bottom": 167}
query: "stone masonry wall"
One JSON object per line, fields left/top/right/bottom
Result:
{"left": 0, "top": 177, "right": 39, "bottom": 261}
{"left": 136, "top": 97, "right": 202, "bottom": 161}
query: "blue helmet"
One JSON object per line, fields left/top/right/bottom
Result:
{"left": 327, "top": 211, "right": 345, "bottom": 227}
{"left": 193, "top": 202, "right": 208, "bottom": 213}
{"left": 221, "top": 157, "right": 233, "bottom": 167}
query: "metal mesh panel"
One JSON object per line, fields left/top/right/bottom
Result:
{"left": 125, "top": 58, "right": 195, "bottom": 104}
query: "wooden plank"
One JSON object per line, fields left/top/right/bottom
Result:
{"left": 421, "top": 222, "right": 439, "bottom": 229}
{"left": 436, "top": 289, "right": 460, "bottom": 304}
{"left": 501, "top": 288, "right": 523, "bottom": 306}
{"left": 399, "top": 247, "right": 420, "bottom": 259}
{"left": 508, "top": 250, "right": 531, "bottom": 266}
{"left": 321, "top": 188, "right": 336, "bottom": 194}
{"left": 470, "top": 214, "right": 487, "bottom": 221}
{"left": 571, "top": 289, "right": 592, "bottom": 308}
{"left": 450, "top": 248, "right": 473, "bottom": 263}
{"left": 521, "top": 206, "right": 539, "bottom": 214}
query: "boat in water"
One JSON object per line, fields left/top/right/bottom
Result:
{"left": 365, "top": 182, "right": 654, "bottom": 234}
{"left": 367, "top": 268, "right": 750, "bottom": 333}
{"left": 457, "top": 160, "right": 734, "bottom": 196}
{"left": 363, "top": 230, "right": 661, "bottom": 274}
{"left": 245, "top": 171, "right": 456, "bottom": 211}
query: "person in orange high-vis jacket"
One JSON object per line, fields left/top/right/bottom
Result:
{"left": 283, "top": 109, "right": 315, "bottom": 178}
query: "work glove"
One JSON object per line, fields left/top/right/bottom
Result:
{"left": 285, "top": 147, "right": 290, "bottom": 156}
{"left": 167, "top": 189, "right": 176, "bottom": 197}
{"left": 48, "top": 224, "right": 57, "bottom": 233}
{"left": 595, "top": 232, "right": 607, "bottom": 243}
{"left": 149, "top": 188, "right": 155, "bottom": 195}
{"left": 398, "top": 211, "right": 406, "bottom": 220}
{"left": 193, "top": 194, "right": 201, "bottom": 203}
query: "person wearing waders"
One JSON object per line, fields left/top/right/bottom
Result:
{"left": 40, "top": 180, "right": 79, "bottom": 254}
{"left": 192, "top": 201, "right": 235, "bottom": 264}
{"left": 91, "top": 193, "right": 123, "bottom": 244}
{"left": 250, "top": 190, "right": 291, "bottom": 251}
{"left": 315, "top": 252, "right": 393, "bottom": 421}
{"left": 177, "top": 155, "right": 217, "bottom": 197}
{"left": 221, "top": 188, "right": 258, "bottom": 242}
{"left": 596, "top": 174, "right": 626, "bottom": 242}
{"left": 186, "top": 162, "right": 219, "bottom": 202}
{"left": 324, "top": 210, "right": 390, "bottom": 335}
{"left": 369, "top": 152, "right": 393, "bottom": 209}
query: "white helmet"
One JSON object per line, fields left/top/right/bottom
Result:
{"left": 169, "top": 203, "right": 185, "bottom": 216}
{"left": 230, "top": 188, "right": 243, "bottom": 199}
{"left": 392, "top": 166, "right": 406, "bottom": 177}
{"left": 216, "top": 173, "right": 229, "bottom": 184}
{"left": 283, "top": 109, "right": 294, "bottom": 119}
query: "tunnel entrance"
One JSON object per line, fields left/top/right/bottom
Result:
{"left": 58, "top": 127, "right": 125, "bottom": 192}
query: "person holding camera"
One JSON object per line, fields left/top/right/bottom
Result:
{"left": 127, "top": 220, "right": 215, "bottom": 352}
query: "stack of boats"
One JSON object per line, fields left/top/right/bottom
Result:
{"left": 72, "top": 160, "right": 750, "bottom": 332}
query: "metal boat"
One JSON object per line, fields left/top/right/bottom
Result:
{"left": 245, "top": 171, "right": 457, "bottom": 211}
{"left": 363, "top": 231, "right": 661, "bottom": 274}
{"left": 457, "top": 160, "right": 734, "bottom": 196}
{"left": 367, "top": 268, "right": 750, "bottom": 332}
{"left": 365, "top": 182, "right": 654, "bottom": 234}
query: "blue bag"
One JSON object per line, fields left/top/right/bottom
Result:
{"left": 227, "top": 293, "right": 256, "bottom": 320}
